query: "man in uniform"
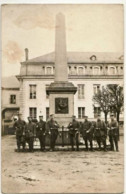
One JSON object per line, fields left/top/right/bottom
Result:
{"left": 36, "top": 115, "right": 46, "bottom": 151}
{"left": 94, "top": 114, "right": 107, "bottom": 151}
{"left": 68, "top": 115, "right": 80, "bottom": 151}
{"left": 25, "top": 117, "right": 36, "bottom": 152}
{"left": 13, "top": 112, "right": 26, "bottom": 152}
{"left": 81, "top": 116, "right": 94, "bottom": 151}
{"left": 46, "top": 114, "right": 59, "bottom": 151}
{"left": 107, "top": 113, "right": 119, "bottom": 151}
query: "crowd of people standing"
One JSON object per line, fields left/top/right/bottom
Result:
{"left": 14, "top": 112, "right": 119, "bottom": 152}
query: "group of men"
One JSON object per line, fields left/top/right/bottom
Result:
{"left": 14, "top": 112, "right": 119, "bottom": 152}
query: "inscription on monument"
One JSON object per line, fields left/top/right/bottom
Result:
{"left": 55, "top": 98, "right": 68, "bottom": 114}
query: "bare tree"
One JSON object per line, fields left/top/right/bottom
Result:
{"left": 93, "top": 87, "right": 112, "bottom": 123}
{"left": 107, "top": 84, "right": 124, "bottom": 123}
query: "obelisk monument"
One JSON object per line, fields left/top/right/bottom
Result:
{"left": 46, "top": 13, "right": 77, "bottom": 127}
{"left": 55, "top": 13, "right": 68, "bottom": 82}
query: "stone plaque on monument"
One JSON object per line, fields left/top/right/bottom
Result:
{"left": 55, "top": 98, "right": 68, "bottom": 114}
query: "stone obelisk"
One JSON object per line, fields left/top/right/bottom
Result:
{"left": 46, "top": 13, "right": 77, "bottom": 127}
{"left": 55, "top": 13, "right": 68, "bottom": 82}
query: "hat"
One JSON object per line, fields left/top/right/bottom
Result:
{"left": 72, "top": 115, "right": 76, "bottom": 118}
{"left": 110, "top": 113, "right": 114, "bottom": 116}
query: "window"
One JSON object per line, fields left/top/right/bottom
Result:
{"left": 90, "top": 55, "right": 97, "bottom": 61}
{"left": 93, "top": 84, "right": 100, "bottom": 94}
{"left": 29, "top": 85, "right": 36, "bottom": 99}
{"left": 77, "top": 66, "right": 85, "bottom": 75}
{"left": 93, "top": 66, "right": 100, "bottom": 75}
{"left": 46, "top": 85, "right": 49, "bottom": 99}
{"left": 71, "top": 66, "right": 77, "bottom": 75}
{"left": 109, "top": 66, "right": 116, "bottom": 75}
{"left": 78, "top": 84, "right": 85, "bottom": 99}
{"left": 94, "top": 107, "right": 101, "bottom": 118}
{"left": 46, "top": 107, "right": 50, "bottom": 120}
{"left": 45, "top": 66, "right": 53, "bottom": 75}
{"left": 78, "top": 107, "right": 85, "bottom": 119}
{"left": 29, "top": 108, "right": 37, "bottom": 118}
{"left": 10, "top": 95, "right": 16, "bottom": 104}
{"left": 120, "top": 66, "right": 123, "bottom": 75}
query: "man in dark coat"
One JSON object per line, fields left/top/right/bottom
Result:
{"left": 107, "top": 113, "right": 119, "bottom": 151}
{"left": 25, "top": 117, "right": 36, "bottom": 152}
{"left": 81, "top": 116, "right": 94, "bottom": 151}
{"left": 46, "top": 114, "right": 59, "bottom": 151}
{"left": 13, "top": 112, "right": 26, "bottom": 152}
{"left": 68, "top": 115, "right": 80, "bottom": 151}
{"left": 94, "top": 114, "right": 107, "bottom": 151}
{"left": 36, "top": 115, "right": 46, "bottom": 151}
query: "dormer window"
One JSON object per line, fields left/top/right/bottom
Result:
{"left": 77, "top": 66, "right": 85, "bottom": 75}
{"left": 90, "top": 55, "right": 97, "bottom": 61}
{"left": 45, "top": 66, "right": 53, "bottom": 75}
{"left": 109, "top": 66, "right": 116, "bottom": 75}
{"left": 93, "top": 66, "right": 100, "bottom": 75}
{"left": 119, "top": 55, "right": 124, "bottom": 60}
{"left": 68, "top": 66, "right": 72, "bottom": 74}
{"left": 120, "top": 66, "right": 123, "bottom": 75}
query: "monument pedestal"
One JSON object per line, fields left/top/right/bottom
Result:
{"left": 46, "top": 82, "right": 77, "bottom": 127}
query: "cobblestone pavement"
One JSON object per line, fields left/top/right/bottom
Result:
{"left": 2, "top": 135, "right": 124, "bottom": 193}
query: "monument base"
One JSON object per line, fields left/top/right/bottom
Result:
{"left": 46, "top": 82, "right": 77, "bottom": 127}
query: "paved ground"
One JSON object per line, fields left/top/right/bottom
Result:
{"left": 2, "top": 135, "right": 124, "bottom": 193}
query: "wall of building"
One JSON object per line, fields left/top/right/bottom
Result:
{"left": 2, "top": 89, "right": 20, "bottom": 109}
{"left": 19, "top": 78, "right": 123, "bottom": 122}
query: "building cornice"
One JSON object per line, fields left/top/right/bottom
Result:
{"left": 16, "top": 75, "right": 123, "bottom": 80}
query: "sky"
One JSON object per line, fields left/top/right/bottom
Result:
{"left": 1, "top": 4, "right": 124, "bottom": 77}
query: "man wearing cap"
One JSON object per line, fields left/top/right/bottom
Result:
{"left": 13, "top": 112, "right": 26, "bottom": 152}
{"left": 94, "top": 114, "right": 107, "bottom": 151}
{"left": 68, "top": 115, "right": 80, "bottom": 151}
{"left": 46, "top": 114, "right": 59, "bottom": 151}
{"left": 25, "top": 117, "right": 36, "bottom": 152}
{"left": 107, "top": 113, "right": 119, "bottom": 151}
{"left": 36, "top": 115, "right": 46, "bottom": 151}
{"left": 81, "top": 116, "right": 94, "bottom": 151}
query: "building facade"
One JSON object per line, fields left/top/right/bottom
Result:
{"left": 2, "top": 76, "right": 20, "bottom": 134}
{"left": 16, "top": 51, "right": 124, "bottom": 122}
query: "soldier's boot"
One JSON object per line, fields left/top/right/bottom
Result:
{"left": 97, "top": 141, "right": 101, "bottom": 151}
{"left": 17, "top": 142, "right": 20, "bottom": 152}
{"left": 115, "top": 140, "right": 119, "bottom": 152}
{"left": 103, "top": 141, "right": 107, "bottom": 152}
{"left": 90, "top": 141, "right": 94, "bottom": 152}
{"left": 85, "top": 140, "right": 88, "bottom": 151}
{"left": 17, "top": 147, "right": 20, "bottom": 152}
{"left": 76, "top": 144, "right": 79, "bottom": 151}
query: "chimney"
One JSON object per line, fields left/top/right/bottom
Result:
{"left": 25, "top": 48, "right": 29, "bottom": 61}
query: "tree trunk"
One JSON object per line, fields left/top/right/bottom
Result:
{"left": 116, "top": 111, "right": 120, "bottom": 123}
{"left": 116, "top": 111, "right": 120, "bottom": 141}
{"left": 104, "top": 112, "right": 108, "bottom": 124}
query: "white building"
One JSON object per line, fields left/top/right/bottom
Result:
{"left": 16, "top": 51, "right": 124, "bottom": 122}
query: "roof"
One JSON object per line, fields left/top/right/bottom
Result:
{"left": 2, "top": 76, "right": 19, "bottom": 88}
{"left": 22, "top": 51, "right": 124, "bottom": 64}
